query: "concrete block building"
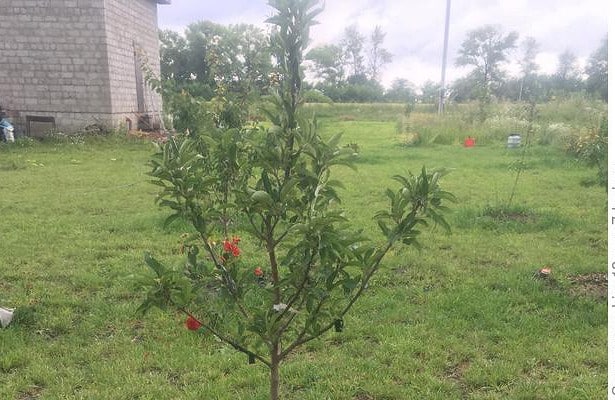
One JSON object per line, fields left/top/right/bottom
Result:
{"left": 0, "top": 0, "right": 170, "bottom": 136}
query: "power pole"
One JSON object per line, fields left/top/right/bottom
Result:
{"left": 438, "top": 0, "right": 451, "bottom": 115}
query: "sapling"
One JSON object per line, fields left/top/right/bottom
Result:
{"left": 507, "top": 100, "right": 537, "bottom": 208}
{"left": 138, "top": 1, "right": 454, "bottom": 399}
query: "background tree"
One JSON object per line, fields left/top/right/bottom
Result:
{"left": 158, "top": 21, "right": 273, "bottom": 102}
{"left": 585, "top": 36, "right": 608, "bottom": 101}
{"left": 455, "top": 25, "right": 518, "bottom": 95}
{"left": 555, "top": 50, "right": 578, "bottom": 81}
{"left": 420, "top": 80, "right": 441, "bottom": 105}
{"left": 367, "top": 26, "right": 393, "bottom": 82}
{"left": 553, "top": 50, "right": 582, "bottom": 94}
{"left": 385, "top": 78, "right": 416, "bottom": 103}
{"left": 154, "top": 21, "right": 274, "bottom": 132}
{"left": 159, "top": 30, "right": 191, "bottom": 83}
{"left": 341, "top": 25, "right": 366, "bottom": 79}
{"left": 306, "top": 44, "right": 346, "bottom": 87}
{"left": 230, "top": 24, "right": 274, "bottom": 100}
{"left": 517, "top": 36, "right": 539, "bottom": 101}
{"left": 302, "top": 24, "right": 392, "bottom": 103}
{"left": 455, "top": 25, "right": 518, "bottom": 119}
{"left": 183, "top": 21, "right": 228, "bottom": 91}
{"left": 449, "top": 71, "right": 483, "bottom": 102}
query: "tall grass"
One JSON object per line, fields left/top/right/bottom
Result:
{"left": 304, "top": 98, "right": 606, "bottom": 149}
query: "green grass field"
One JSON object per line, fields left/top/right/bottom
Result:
{"left": 0, "top": 105, "right": 606, "bottom": 399}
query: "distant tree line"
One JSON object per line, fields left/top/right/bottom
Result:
{"left": 450, "top": 25, "right": 608, "bottom": 105}
{"left": 158, "top": 21, "right": 607, "bottom": 106}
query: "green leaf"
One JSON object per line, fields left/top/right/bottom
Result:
{"left": 377, "top": 219, "right": 391, "bottom": 236}
{"left": 144, "top": 253, "right": 165, "bottom": 277}
{"left": 279, "top": 177, "right": 298, "bottom": 200}
{"left": 261, "top": 170, "right": 273, "bottom": 195}
{"left": 326, "top": 132, "right": 343, "bottom": 148}
{"left": 163, "top": 213, "right": 182, "bottom": 229}
{"left": 251, "top": 190, "right": 274, "bottom": 206}
{"left": 342, "top": 275, "right": 361, "bottom": 294}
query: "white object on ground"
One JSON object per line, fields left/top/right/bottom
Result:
{"left": 0, "top": 307, "right": 15, "bottom": 328}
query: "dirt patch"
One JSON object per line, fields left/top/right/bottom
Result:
{"left": 127, "top": 130, "right": 168, "bottom": 143}
{"left": 446, "top": 359, "right": 471, "bottom": 381}
{"left": 568, "top": 272, "right": 607, "bottom": 299}
{"left": 486, "top": 209, "right": 536, "bottom": 223}
{"left": 446, "top": 359, "right": 471, "bottom": 399}
{"left": 353, "top": 392, "right": 374, "bottom": 400}
{"left": 18, "top": 385, "right": 44, "bottom": 400}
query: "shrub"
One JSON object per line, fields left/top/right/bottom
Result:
{"left": 302, "top": 89, "right": 333, "bottom": 104}
{"left": 570, "top": 115, "right": 607, "bottom": 186}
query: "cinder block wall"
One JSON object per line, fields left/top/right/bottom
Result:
{"left": 0, "top": 0, "right": 111, "bottom": 134}
{"left": 0, "top": 0, "right": 164, "bottom": 135}
{"left": 104, "top": 0, "right": 163, "bottom": 131}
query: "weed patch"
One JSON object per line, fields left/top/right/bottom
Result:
{"left": 454, "top": 204, "right": 570, "bottom": 233}
{"left": 568, "top": 273, "right": 607, "bottom": 299}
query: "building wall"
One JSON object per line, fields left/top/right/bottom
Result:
{"left": 0, "top": 0, "right": 112, "bottom": 134}
{"left": 0, "top": 0, "right": 164, "bottom": 135}
{"left": 104, "top": 0, "right": 163, "bottom": 131}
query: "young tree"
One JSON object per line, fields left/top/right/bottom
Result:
{"left": 367, "top": 26, "right": 393, "bottom": 82}
{"left": 139, "top": 1, "right": 454, "bottom": 399}
{"left": 585, "top": 36, "right": 608, "bottom": 101}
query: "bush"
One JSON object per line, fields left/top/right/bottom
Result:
{"left": 535, "top": 122, "right": 573, "bottom": 146}
{"left": 564, "top": 115, "right": 607, "bottom": 186}
{"left": 303, "top": 89, "right": 333, "bottom": 104}
{"left": 537, "top": 95, "right": 606, "bottom": 128}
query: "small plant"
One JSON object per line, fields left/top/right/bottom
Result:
{"left": 507, "top": 101, "right": 537, "bottom": 207}
{"left": 137, "top": 2, "right": 454, "bottom": 399}
{"left": 572, "top": 115, "right": 607, "bottom": 187}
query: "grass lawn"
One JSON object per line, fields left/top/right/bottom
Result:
{"left": 0, "top": 110, "right": 606, "bottom": 399}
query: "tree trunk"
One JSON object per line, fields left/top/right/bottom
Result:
{"left": 270, "top": 341, "right": 281, "bottom": 400}
{"left": 518, "top": 78, "right": 524, "bottom": 102}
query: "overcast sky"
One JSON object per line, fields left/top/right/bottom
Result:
{"left": 157, "top": 0, "right": 608, "bottom": 89}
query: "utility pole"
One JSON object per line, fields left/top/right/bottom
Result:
{"left": 438, "top": 0, "right": 451, "bottom": 115}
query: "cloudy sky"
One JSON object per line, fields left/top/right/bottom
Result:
{"left": 157, "top": 0, "right": 608, "bottom": 89}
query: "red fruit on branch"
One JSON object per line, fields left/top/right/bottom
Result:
{"left": 185, "top": 315, "right": 202, "bottom": 331}
{"left": 223, "top": 239, "right": 241, "bottom": 257}
{"left": 254, "top": 267, "right": 264, "bottom": 277}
